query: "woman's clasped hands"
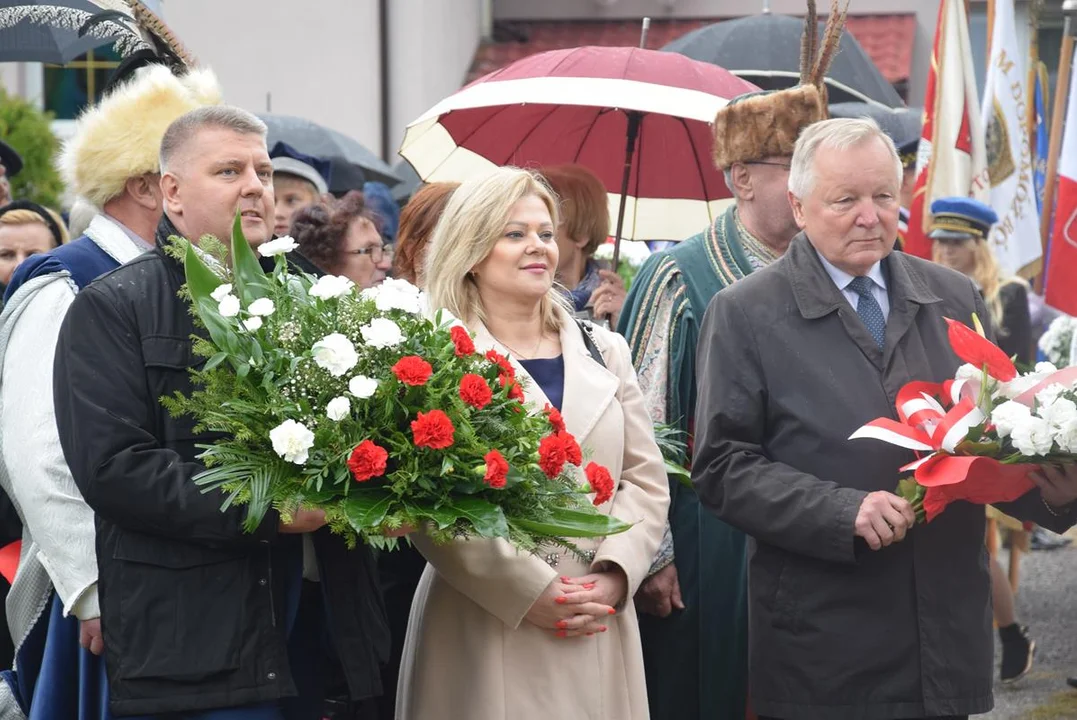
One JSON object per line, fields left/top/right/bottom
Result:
{"left": 525, "top": 568, "right": 629, "bottom": 638}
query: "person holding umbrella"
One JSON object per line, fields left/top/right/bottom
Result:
{"left": 538, "top": 164, "right": 626, "bottom": 325}
{"left": 617, "top": 5, "right": 845, "bottom": 718}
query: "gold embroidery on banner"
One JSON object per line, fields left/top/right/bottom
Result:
{"left": 986, "top": 98, "right": 1016, "bottom": 188}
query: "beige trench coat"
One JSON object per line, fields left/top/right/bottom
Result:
{"left": 396, "top": 307, "right": 669, "bottom": 720}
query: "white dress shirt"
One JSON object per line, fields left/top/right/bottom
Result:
{"left": 815, "top": 250, "right": 891, "bottom": 321}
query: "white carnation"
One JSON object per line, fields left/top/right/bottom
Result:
{"left": 359, "top": 318, "right": 404, "bottom": 348}
{"left": 1011, "top": 415, "right": 1055, "bottom": 457}
{"left": 311, "top": 333, "right": 359, "bottom": 376}
{"left": 248, "top": 298, "right": 276, "bottom": 317}
{"left": 370, "top": 281, "right": 420, "bottom": 312}
{"left": 1040, "top": 397, "right": 1077, "bottom": 431}
{"left": 210, "top": 283, "right": 233, "bottom": 302}
{"left": 1036, "top": 384, "right": 1068, "bottom": 409}
{"left": 1036, "top": 361, "right": 1059, "bottom": 375}
{"left": 326, "top": 396, "right": 351, "bottom": 421}
{"left": 348, "top": 375, "right": 379, "bottom": 399}
{"left": 257, "top": 235, "right": 299, "bottom": 257}
{"left": 269, "top": 419, "right": 315, "bottom": 465}
{"left": 242, "top": 316, "right": 263, "bottom": 332}
{"left": 1055, "top": 417, "right": 1077, "bottom": 453}
{"left": 309, "top": 275, "right": 355, "bottom": 300}
{"left": 217, "top": 294, "right": 240, "bottom": 318}
{"left": 999, "top": 373, "right": 1046, "bottom": 400}
{"left": 991, "top": 400, "right": 1032, "bottom": 438}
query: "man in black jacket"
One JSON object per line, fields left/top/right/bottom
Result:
{"left": 53, "top": 105, "right": 389, "bottom": 719}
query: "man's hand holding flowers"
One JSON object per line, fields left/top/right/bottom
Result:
{"left": 1031, "top": 464, "right": 1077, "bottom": 512}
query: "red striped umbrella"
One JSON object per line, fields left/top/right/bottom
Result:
{"left": 399, "top": 46, "right": 758, "bottom": 254}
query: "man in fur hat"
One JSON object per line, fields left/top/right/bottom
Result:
{"left": 617, "top": 5, "right": 845, "bottom": 717}
{"left": 0, "top": 63, "right": 221, "bottom": 715}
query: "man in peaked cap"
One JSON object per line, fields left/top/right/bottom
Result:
{"left": 928, "top": 196, "right": 999, "bottom": 243}
{"left": 617, "top": 2, "right": 846, "bottom": 716}
{"left": 0, "top": 63, "right": 221, "bottom": 716}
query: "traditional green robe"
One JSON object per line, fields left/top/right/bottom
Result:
{"left": 618, "top": 204, "right": 778, "bottom": 720}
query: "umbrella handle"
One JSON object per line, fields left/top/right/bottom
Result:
{"left": 610, "top": 111, "right": 642, "bottom": 272}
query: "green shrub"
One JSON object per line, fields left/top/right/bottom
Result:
{"left": 0, "top": 86, "right": 63, "bottom": 208}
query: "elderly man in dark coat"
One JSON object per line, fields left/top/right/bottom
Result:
{"left": 692, "top": 117, "right": 1077, "bottom": 720}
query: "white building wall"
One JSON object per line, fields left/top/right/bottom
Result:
{"left": 162, "top": 0, "right": 384, "bottom": 156}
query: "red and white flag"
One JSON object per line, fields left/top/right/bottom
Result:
{"left": 980, "top": 0, "right": 1042, "bottom": 278}
{"left": 1045, "top": 45, "right": 1077, "bottom": 316}
{"left": 904, "top": 0, "right": 989, "bottom": 259}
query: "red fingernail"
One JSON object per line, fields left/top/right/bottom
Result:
{"left": 560, "top": 576, "right": 571, "bottom": 582}
{"left": 556, "top": 620, "right": 568, "bottom": 629}
{"left": 584, "top": 583, "right": 596, "bottom": 589}
{"left": 556, "top": 630, "right": 567, "bottom": 638}
{"left": 600, "top": 626, "right": 608, "bottom": 632}
{"left": 608, "top": 608, "right": 616, "bottom": 615}
{"left": 555, "top": 596, "right": 567, "bottom": 604}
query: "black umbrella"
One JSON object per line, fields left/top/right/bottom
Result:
{"left": 828, "top": 102, "right": 921, "bottom": 151}
{"left": 390, "top": 159, "right": 422, "bottom": 203}
{"left": 0, "top": 1, "right": 147, "bottom": 64}
{"left": 662, "top": 14, "right": 904, "bottom": 108}
{"left": 258, "top": 113, "right": 403, "bottom": 193}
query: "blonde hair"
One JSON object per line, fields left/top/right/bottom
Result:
{"left": 0, "top": 207, "right": 70, "bottom": 245}
{"left": 423, "top": 167, "right": 568, "bottom": 332}
{"left": 932, "top": 239, "right": 1026, "bottom": 332}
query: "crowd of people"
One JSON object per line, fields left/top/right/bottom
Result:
{"left": 0, "top": 10, "right": 1075, "bottom": 720}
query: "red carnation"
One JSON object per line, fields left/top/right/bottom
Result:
{"left": 538, "top": 433, "right": 569, "bottom": 478}
{"left": 585, "top": 462, "right": 614, "bottom": 506}
{"left": 560, "top": 432, "right": 582, "bottom": 466}
{"left": 507, "top": 380, "right": 525, "bottom": 403}
{"left": 450, "top": 326, "right": 476, "bottom": 356}
{"left": 483, "top": 449, "right": 509, "bottom": 489}
{"left": 460, "top": 373, "right": 493, "bottom": 409}
{"left": 393, "top": 355, "right": 434, "bottom": 386}
{"left": 348, "top": 440, "right": 388, "bottom": 483}
{"left": 411, "top": 409, "right": 455, "bottom": 449}
{"left": 485, "top": 349, "right": 515, "bottom": 379}
{"left": 545, "top": 404, "right": 566, "bottom": 433}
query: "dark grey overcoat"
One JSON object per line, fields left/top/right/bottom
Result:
{"left": 692, "top": 234, "right": 1074, "bottom": 720}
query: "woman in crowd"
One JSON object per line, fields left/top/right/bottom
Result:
{"left": 930, "top": 196, "right": 1036, "bottom": 685}
{"left": 0, "top": 201, "right": 69, "bottom": 290}
{"left": 396, "top": 167, "right": 668, "bottom": 720}
{"left": 537, "top": 165, "right": 626, "bottom": 326}
{"left": 291, "top": 190, "right": 391, "bottom": 288}
{"left": 392, "top": 182, "right": 459, "bottom": 286}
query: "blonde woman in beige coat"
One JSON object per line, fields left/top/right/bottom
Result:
{"left": 396, "top": 167, "right": 669, "bottom": 720}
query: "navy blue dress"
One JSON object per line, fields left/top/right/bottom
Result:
{"left": 519, "top": 356, "right": 565, "bottom": 411}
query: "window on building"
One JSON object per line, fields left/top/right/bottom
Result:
{"left": 42, "top": 46, "right": 122, "bottom": 120}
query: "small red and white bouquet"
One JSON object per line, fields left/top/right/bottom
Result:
{"left": 162, "top": 216, "right": 630, "bottom": 551}
{"left": 850, "top": 315, "right": 1077, "bottom": 522}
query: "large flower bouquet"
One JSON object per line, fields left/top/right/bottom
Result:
{"left": 850, "top": 316, "right": 1077, "bottom": 522}
{"left": 162, "top": 217, "right": 631, "bottom": 551}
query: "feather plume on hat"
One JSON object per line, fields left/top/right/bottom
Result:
{"left": 59, "top": 65, "right": 222, "bottom": 208}
{"left": 711, "top": 0, "right": 849, "bottom": 170}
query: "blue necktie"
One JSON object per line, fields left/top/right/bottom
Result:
{"left": 849, "top": 275, "right": 885, "bottom": 348}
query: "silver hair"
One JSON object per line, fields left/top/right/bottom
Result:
{"left": 159, "top": 105, "right": 267, "bottom": 174}
{"left": 788, "top": 118, "right": 902, "bottom": 199}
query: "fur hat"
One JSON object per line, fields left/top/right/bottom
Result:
{"left": 711, "top": 0, "right": 847, "bottom": 170}
{"left": 59, "top": 64, "right": 222, "bottom": 208}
